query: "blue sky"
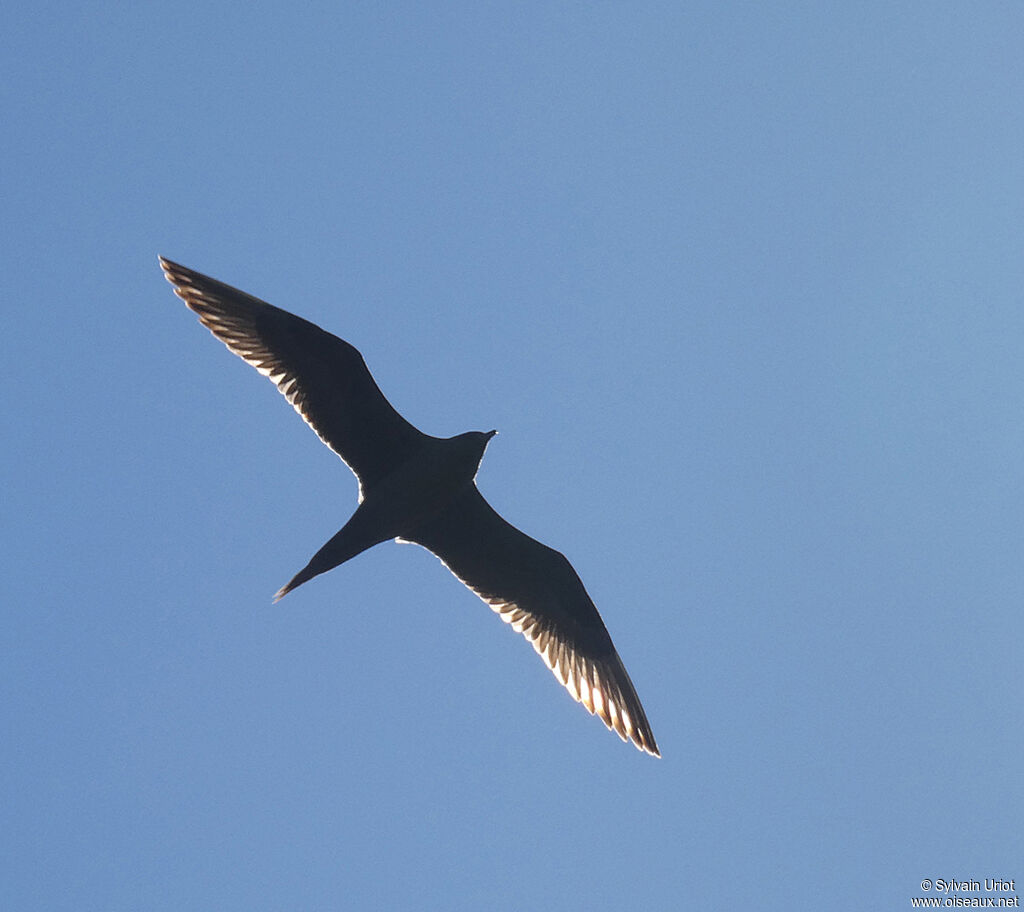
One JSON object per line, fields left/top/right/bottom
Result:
{"left": 4, "top": 2, "right": 1023, "bottom": 909}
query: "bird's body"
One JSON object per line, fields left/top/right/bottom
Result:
{"left": 275, "top": 430, "right": 496, "bottom": 601}
{"left": 161, "top": 257, "right": 659, "bottom": 756}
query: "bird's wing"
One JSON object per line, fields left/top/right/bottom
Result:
{"left": 403, "top": 485, "right": 659, "bottom": 756}
{"left": 161, "top": 257, "right": 428, "bottom": 494}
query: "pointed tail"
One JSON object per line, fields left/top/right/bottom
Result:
{"left": 273, "top": 511, "right": 387, "bottom": 602}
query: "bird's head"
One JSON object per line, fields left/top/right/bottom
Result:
{"left": 450, "top": 429, "right": 497, "bottom": 477}
{"left": 470, "top": 428, "right": 498, "bottom": 454}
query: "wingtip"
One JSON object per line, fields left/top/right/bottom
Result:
{"left": 638, "top": 733, "right": 661, "bottom": 758}
{"left": 486, "top": 599, "right": 659, "bottom": 758}
{"left": 158, "top": 255, "right": 187, "bottom": 288}
{"left": 621, "top": 715, "right": 661, "bottom": 758}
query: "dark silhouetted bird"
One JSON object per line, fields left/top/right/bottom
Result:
{"left": 161, "top": 257, "right": 659, "bottom": 756}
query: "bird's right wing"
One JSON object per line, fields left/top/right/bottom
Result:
{"left": 161, "top": 258, "right": 428, "bottom": 494}
{"left": 404, "top": 485, "right": 659, "bottom": 756}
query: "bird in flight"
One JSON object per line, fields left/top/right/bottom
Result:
{"left": 160, "top": 257, "right": 659, "bottom": 756}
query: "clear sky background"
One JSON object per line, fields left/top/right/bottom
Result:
{"left": 4, "top": 3, "right": 1023, "bottom": 910}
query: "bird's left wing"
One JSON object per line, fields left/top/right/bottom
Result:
{"left": 160, "top": 257, "right": 428, "bottom": 494}
{"left": 403, "top": 485, "right": 659, "bottom": 756}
